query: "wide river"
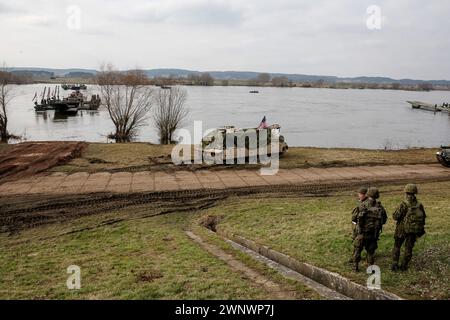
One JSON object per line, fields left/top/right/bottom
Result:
{"left": 8, "top": 84, "right": 450, "bottom": 149}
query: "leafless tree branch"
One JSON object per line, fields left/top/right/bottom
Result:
{"left": 153, "top": 86, "right": 189, "bottom": 144}
{"left": 96, "top": 64, "right": 154, "bottom": 142}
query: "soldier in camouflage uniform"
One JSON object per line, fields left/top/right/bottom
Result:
{"left": 352, "top": 187, "right": 387, "bottom": 272}
{"left": 349, "top": 187, "right": 369, "bottom": 263}
{"left": 391, "top": 184, "right": 426, "bottom": 271}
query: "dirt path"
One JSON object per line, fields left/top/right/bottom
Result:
{"left": 1, "top": 164, "right": 449, "bottom": 195}
{"left": 0, "top": 141, "right": 86, "bottom": 183}
{"left": 1, "top": 163, "right": 449, "bottom": 234}
{"left": 185, "top": 231, "right": 298, "bottom": 300}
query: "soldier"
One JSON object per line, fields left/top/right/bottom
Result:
{"left": 349, "top": 187, "right": 369, "bottom": 263}
{"left": 352, "top": 187, "right": 387, "bottom": 272}
{"left": 391, "top": 184, "right": 426, "bottom": 271}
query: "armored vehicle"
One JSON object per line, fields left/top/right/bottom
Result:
{"left": 436, "top": 146, "right": 450, "bottom": 167}
{"left": 201, "top": 124, "right": 288, "bottom": 162}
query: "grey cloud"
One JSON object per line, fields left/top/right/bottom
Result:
{"left": 0, "top": 2, "right": 26, "bottom": 14}
{"left": 0, "top": 0, "right": 449, "bottom": 79}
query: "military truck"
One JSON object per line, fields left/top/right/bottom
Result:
{"left": 201, "top": 124, "right": 288, "bottom": 163}
{"left": 436, "top": 146, "right": 450, "bottom": 167}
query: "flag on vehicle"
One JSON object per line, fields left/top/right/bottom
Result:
{"left": 257, "top": 116, "right": 269, "bottom": 129}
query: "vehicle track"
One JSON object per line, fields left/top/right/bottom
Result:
{"left": 1, "top": 173, "right": 449, "bottom": 234}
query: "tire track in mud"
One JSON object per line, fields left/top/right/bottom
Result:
{"left": 1, "top": 173, "right": 450, "bottom": 234}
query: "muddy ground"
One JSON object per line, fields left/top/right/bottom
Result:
{"left": 0, "top": 141, "right": 86, "bottom": 183}
{"left": 2, "top": 173, "right": 449, "bottom": 235}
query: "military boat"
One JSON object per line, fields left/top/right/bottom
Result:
{"left": 436, "top": 146, "right": 450, "bottom": 167}
{"left": 34, "top": 89, "right": 101, "bottom": 114}
{"left": 407, "top": 101, "right": 450, "bottom": 113}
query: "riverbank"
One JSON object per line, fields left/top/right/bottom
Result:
{"left": 0, "top": 142, "right": 440, "bottom": 185}
{"left": 16, "top": 75, "right": 450, "bottom": 91}
{"left": 52, "top": 143, "right": 438, "bottom": 174}
{"left": 1, "top": 141, "right": 448, "bottom": 299}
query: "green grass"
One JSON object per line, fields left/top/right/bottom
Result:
{"left": 204, "top": 182, "right": 450, "bottom": 299}
{"left": 191, "top": 224, "right": 321, "bottom": 300}
{"left": 1, "top": 182, "right": 448, "bottom": 299}
{"left": 0, "top": 204, "right": 321, "bottom": 300}
{"left": 279, "top": 147, "right": 437, "bottom": 169}
{"left": 0, "top": 209, "right": 279, "bottom": 299}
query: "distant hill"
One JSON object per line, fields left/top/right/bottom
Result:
{"left": 9, "top": 67, "right": 97, "bottom": 77}
{"left": 11, "top": 70, "right": 54, "bottom": 78}
{"left": 7, "top": 67, "right": 450, "bottom": 85}
{"left": 64, "top": 71, "right": 95, "bottom": 78}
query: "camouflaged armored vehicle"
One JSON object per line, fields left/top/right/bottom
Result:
{"left": 201, "top": 124, "right": 288, "bottom": 161}
{"left": 436, "top": 146, "right": 450, "bottom": 167}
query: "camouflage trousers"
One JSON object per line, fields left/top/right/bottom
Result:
{"left": 392, "top": 234, "right": 417, "bottom": 270}
{"left": 353, "top": 235, "right": 378, "bottom": 266}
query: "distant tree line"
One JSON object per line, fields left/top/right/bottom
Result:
{"left": 0, "top": 71, "right": 34, "bottom": 84}
{"left": 187, "top": 73, "right": 214, "bottom": 86}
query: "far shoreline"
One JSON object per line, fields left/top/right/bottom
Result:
{"left": 22, "top": 78, "right": 450, "bottom": 92}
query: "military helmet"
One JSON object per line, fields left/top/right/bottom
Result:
{"left": 404, "top": 184, "right": 418, "bottom": 194}
{"left": 367, "top": 187, "right": 380, "bottom": 199}
{"left": 357, "top": 186, "right": 368, "bottom": 194}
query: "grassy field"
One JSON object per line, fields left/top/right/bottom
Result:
{"left": 0, "top": 205, "right": 317, "bottom": 299}
{"left": 1, "top": 181, "right": 448, "bottom": 299}
{"left": 203, "top": 181, "right": 450, "bottom": 300}
{"left": 52, "top": 143, "right": 438, "bottom": 173}
{"left": 280, "top": 147, "right": 437, "bottom": 169}
{"left": 53, "top": 143, "right": 174, "bottom": 173}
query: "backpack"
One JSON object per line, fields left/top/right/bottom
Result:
{"left": 362, "top": 205, "right": 383, "bottom": 237}
{"left": 403, "top": 202, "right": 425, "bottom": 236}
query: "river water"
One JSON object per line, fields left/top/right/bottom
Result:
{"left": 7, "top": 84, "right": 450, "bottom": 149}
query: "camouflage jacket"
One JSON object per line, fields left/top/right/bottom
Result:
{"left": 352, "top": 198, "right": 370, "bottom": 222}
{"left": 393, "top": 200, "right": 426, "bottom": 238}
{"left": 351, "top": 198, "right": 369, "bottom": 236}
{"left": 377, "top": 200, "right": 388, "bottom": 227}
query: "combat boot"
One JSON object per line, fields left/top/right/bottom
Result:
{"left": 367, "top": 254, "right": 375, "bottom": 266}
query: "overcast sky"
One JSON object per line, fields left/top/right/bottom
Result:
{"left": 1, "top": 0, "right": 449, "bottom": 79}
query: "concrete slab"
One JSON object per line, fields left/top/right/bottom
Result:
{"left": 80, "top": 172, "right": 111, "bottom": 193}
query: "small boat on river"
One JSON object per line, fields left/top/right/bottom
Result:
{"left": 407, "top": 101, "right": 450, "bottom": 113}
{"left": 61, "top": 84, "right": 87, "bottom": 90}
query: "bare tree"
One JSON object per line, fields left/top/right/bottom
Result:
{"left": 153, "top": 87, "right": 189, "bottom": 145}
{"left": 418, "top": 82, "right": 433, "bottom": 91}
{"left": 0, "top": 65, "right": 14, "bottom": 143}
{"left": 272, "top": 76, "right": 290, "bottom": 87}
{"left": 187, "top": 72, "right": 214, "bottom": 86}
{"left": 256, "top": 73, "right": 271, "bottom": 84}
{"left": 96, "top": 64, "right": 154, "bottom": 142}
